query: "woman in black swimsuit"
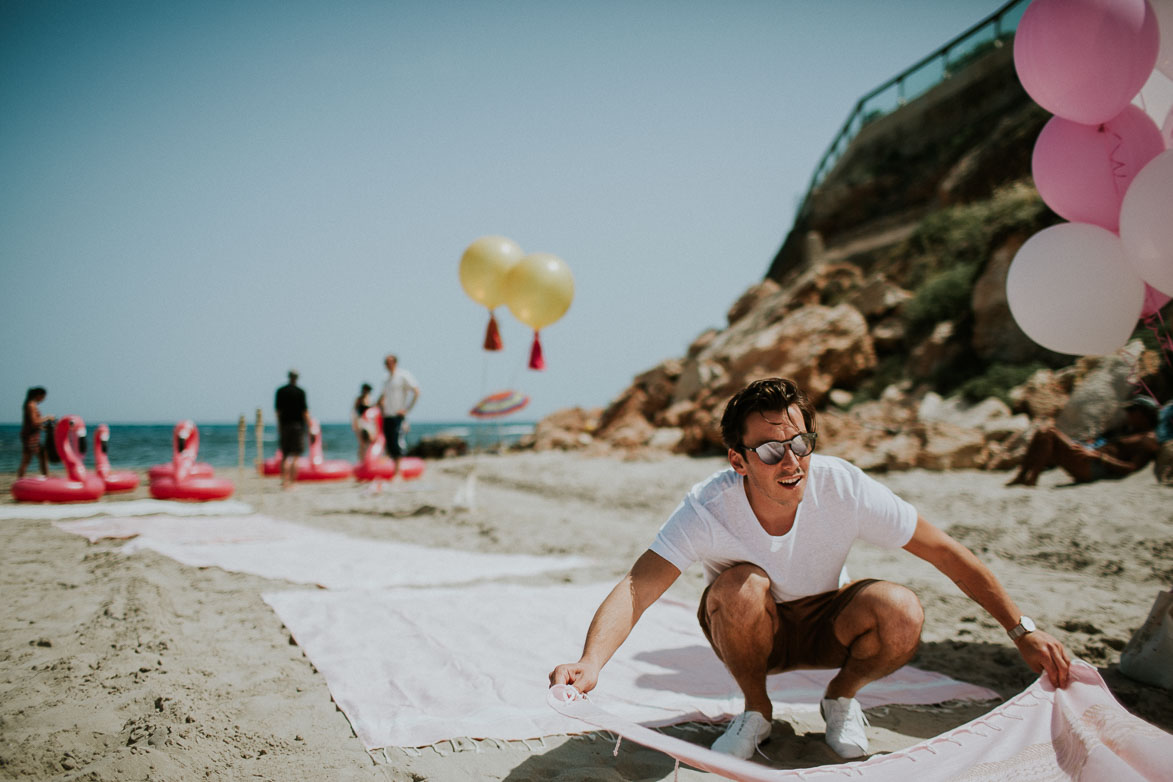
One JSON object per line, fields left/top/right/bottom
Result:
{"left": 18, "top": 387, "right": 54, "bottom": 478}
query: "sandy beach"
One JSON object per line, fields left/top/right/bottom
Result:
{"left": 1, "top": 452, "right": 1170, "bottom": 781}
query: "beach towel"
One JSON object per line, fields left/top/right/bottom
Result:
{"left": 54, "top": 514, "right": 293, "bottom": 544}
{"left": 2, "top": 498, "right": 252, "bottom": 520}
{"left": 261, "top": 582, "right": 998, "bottom": 751}
{"left": 549, "top": 660, "right": 1173, "bottom": 781}
{"left": 54, "top": 514, "right": 588, "bottom": 589}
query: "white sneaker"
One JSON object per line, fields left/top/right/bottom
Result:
{"left": 820, "top": 697, "right": 869, "bottom": 758}
{"left": 711, "top": 710, "right": 771, "bottom": 759}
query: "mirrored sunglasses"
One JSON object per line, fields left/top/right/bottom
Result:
{"left": 743, "top": 432, "right": 817, "bottom": 465}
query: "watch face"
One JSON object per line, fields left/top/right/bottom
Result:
{"left": 1022, "top": 617, "right": 1036, "bottom": 632}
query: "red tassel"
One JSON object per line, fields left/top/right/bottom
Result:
{"left": 528, "top": 331, "right": 546, "bottom": 370}
{"left": 483, "top": 312, "right": 503, "bottom": 351}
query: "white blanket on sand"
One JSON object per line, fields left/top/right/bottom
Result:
{"left": 3, "top": 498, "right": 252, "bottom": 520}
{"left": 262, "top": 582, "right": 999, "bottom": 751}
{"left": 54, "top": 514, "right": 588, "bottom": 589}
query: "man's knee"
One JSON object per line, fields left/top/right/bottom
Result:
{"left": 706, "top": 564, "right": 772, "bottom": 611}
{"left": 837, "top": 582, "right": 924, "bottom": 654}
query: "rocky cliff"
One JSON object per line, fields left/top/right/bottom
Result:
{"left": 527, "top": 45, "right": 1172, "bottom": 470}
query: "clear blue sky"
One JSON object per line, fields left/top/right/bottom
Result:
{"left": 1, "top": 0, "right": 1004, "bottom": 424}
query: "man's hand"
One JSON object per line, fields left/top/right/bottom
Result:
{"left": 1015, "top": 630, "right": 1072, "bottom": 688}
{"left": 549, "top": 661, "right": 601, "bottom": 694}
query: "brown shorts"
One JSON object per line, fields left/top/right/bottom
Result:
{"left": 698, "top": 577, "right": 882, "bottom": 673}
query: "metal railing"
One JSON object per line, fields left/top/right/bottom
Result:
{"left": 796, "top": 0, "right": 1030, "bottom": 218}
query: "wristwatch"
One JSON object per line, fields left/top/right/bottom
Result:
{"left": 1008, "top": 616, "right": 1036, "bottom": 641}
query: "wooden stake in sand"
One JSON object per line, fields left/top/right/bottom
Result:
{"left": 255, "top": 408, "right": 264, "bottom": 497}
{"left": 237, "top": 414, "right": 246, "bottom": 485}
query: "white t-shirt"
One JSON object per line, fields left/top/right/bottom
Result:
{"left": 380, "top": 369, "right": 419, "bottom": 415}
{"left": 650, "top": 455, "right": 917, "bottom": 603}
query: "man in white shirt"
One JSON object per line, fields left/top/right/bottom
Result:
{"left": 376, "top": 354, "right": 420, "bottom": 478}
{"left": 549, "top": 377, "right": 1071, "bottom": 761}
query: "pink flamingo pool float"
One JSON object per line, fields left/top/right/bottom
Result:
{"left": 148, "top": 420, "right": 234, "bottom": 501}
{"left": 93, "top": 424, "right": 140, "bottom": 493}
{"left": 260, "top": 417, "right": 352, "bottom": 481}
{"left": 11, "top": 416, "right": 106, "bottom": 503}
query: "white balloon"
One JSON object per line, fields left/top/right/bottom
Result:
{"left": 1131, "top": 68, "right": 1173, "bottom": 133}
{"left": 1120, "top": 149, "right": 1173, "bottom": 295}
{"left": 1007, "top": 223, "right": 1145, "bottom": 355}
{"left": 1154, "top": 0, "right": 1173, "bottom": 80}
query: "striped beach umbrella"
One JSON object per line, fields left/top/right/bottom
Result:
{"left": 469, "top": 390, "right": 530, "bottom": 419}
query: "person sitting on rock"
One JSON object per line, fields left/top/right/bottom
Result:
{"left": 550, "top": 377, "right": 1071, "bottom": 762}
{"left": 1006, "top": 396, "right": 1161, "bottom": 487}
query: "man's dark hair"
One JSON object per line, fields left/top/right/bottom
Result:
{"left": 720, "top": 377, "right": 815, "bottom": 452}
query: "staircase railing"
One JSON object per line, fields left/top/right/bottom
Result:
{"left": 796, "top": 0, "right": 1030, "bottom": 219}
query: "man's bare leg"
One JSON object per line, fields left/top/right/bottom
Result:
{"left": 703, "top": 563, "right": 778, "bottom": 718}
{"left": 825, "top": 581, "right": 923, "bottom": 699}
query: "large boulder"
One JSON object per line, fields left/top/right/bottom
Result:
{"left": 686, "top": 328, "right": 720, "bottom": 358}
{"left": 1010, "top": 367, "right": 1072, "bottom": 420}
{"left": 917, "top": 421, "right": 987, "bottom": 470}
{"left": 596, "top": 387, "right": 652, "bottom": 447}
{"left": 1055, "top": 341, "right": 1146, "bottom": 440}
{"left": 727, "top": 279, "right": 781, "bottom": 325}
{"left": 908, "top": 321, "right": 963, "bottom": 381}
{"left": 846, "top": 274, "right": 912, "bottom": 320}
{"left": 917, "top": 392, "right": 1014, "bottom": 431}
{"left": 671, "top": 359, "right": 728, "bottom": 406}
{"left": 708, "top": 303, "right": 876, "bottom": 405}
{"left": 870, "top": 315, "right": 907, "bottom": 352}
{"left": 816, "top": 395, "right": 921, "bottom": 471}
{"left": 527, "top": 407, "right": 601, "bottom": 451}
{"left": 632, "top": 359, "right": 682, "bottom": 419}
{"left": 971, "top": 232, "right": 1046, "bottom": 363}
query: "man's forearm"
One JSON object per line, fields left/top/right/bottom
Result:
{"left": 937, "top": 545, "right": 1022, "bottom": 631}
{"left": 580, "top": 575, "right": 644, "bottom": 668}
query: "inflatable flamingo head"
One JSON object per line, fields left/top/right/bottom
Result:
{"left": 55, "top": 415, "right": 90, "bottom": 482}
{"left": 94, "top": 423, "right": 111, "bottom": 478}
{"left": 172, "top": 420, "right": 200, "bottom": 480}
{"left": 308, "top": 416, "right": 325, "bottom": 465}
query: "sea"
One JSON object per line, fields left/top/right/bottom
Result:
{"left": 0, "top": 420, "right": 535, "bottom": 473}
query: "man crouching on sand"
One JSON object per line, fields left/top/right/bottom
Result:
{"left": 549, "top": 377, "right": 1071, "bottom": 761}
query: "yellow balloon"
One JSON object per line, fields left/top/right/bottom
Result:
{"left": 459, "top": 236, "right": 524, "bottom": 309}
{"left": 504, "top": 253, "right": 574, "bottom": 331}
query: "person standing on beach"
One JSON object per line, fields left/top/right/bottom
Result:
{"left": 549, "top": 377, "right": 1072, "bottom": 762}
{"left": 377, "top": 354, "right": 419, "bottom": 479}
{"left": 274, "top": 370, "right": 309, "bottom": 490}
{"left": 18, "top": 387, "right": 54, "bottom": 478}
{"left": 351, "top": 382, "right": 374, "bottom": 461}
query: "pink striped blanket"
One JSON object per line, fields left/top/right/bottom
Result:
{"left": 549, "top": 660, "right": 1173, "bottom": 781}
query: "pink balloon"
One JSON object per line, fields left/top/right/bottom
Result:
{"left": 1032, "top": 105, "right": 1165, "bottom": 231}
{"left": 1015, "top": 0, "right": 1160, "bottom": 124}
{"left": 1007, "top": 223, "right": 1144, "bottom": 355}
{"left": 1142, "top": 283, "right": 1172, "bottom": 316}
{"left": 1120, "top": 149, "right": 1173, "bottom": 295}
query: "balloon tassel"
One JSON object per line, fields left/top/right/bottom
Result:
{"left": 483, "top": 312, "right": 504, "bottom": 351}
{"left": 528, "top": 331, "right": 546, "bottom": 370}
